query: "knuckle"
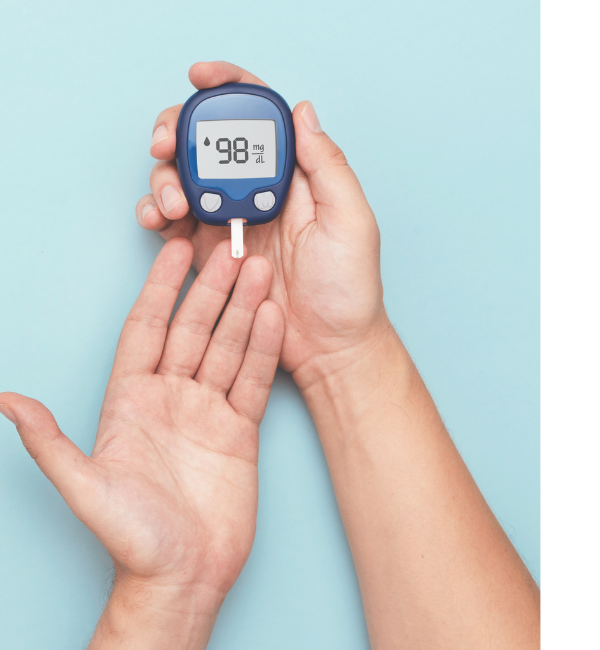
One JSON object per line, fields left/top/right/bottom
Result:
{"left": 239, "top": 371, "right": 272, "bottom": 390}
{"left": 171, "top": 317, "right": 213, "bottom": 338}
{"left": 197, "top": 376, "right": 227, "bottom": 395}
{"left": 328, "top": 145, "right": 348, "bottom": 169}
{"left": 149, "top": 159, "right": 170, "bottom": 181}
{"left": 125, "top": 312, "right": 168, "bottom": 329}
{"left": 230, "top": 402, "right": 261, "bottom": 426}
{"left": 212, "top": 336, "right": 247, "bottom": 355}
{"left": 156, "top": 104, "right": 182, "bottom": 125}
{"left": 157, "top": 360, "right": 195, "bottom": 377}
{"left": 309, "top": 143, "right": 350, "bottom": 181}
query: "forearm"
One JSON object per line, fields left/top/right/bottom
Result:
{"left": 295, "top": 323, "right": 540, "bottom": 649}
{"left": 88, "top": 575, "right": 223, "bottom": 650}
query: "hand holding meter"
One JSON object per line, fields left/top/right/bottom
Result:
{"left": 176, "top": 83, "right": 296, "bottom": 258}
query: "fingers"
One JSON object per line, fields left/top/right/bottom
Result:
{"left": 149, "top": 160, "right": 189, "bottom": 221}
{"left": 156, "top": 239, "right": 244, "bottom": 377}
{"left": 195, "top": 255, "right": 273, "bottom": 393}
{"left": 136, "top": 193, "right": 198, "bottom": 240}
{"left": 150, "top": 104, "right": 182, "bottom": 160}
{"left": 141, "top": 61, "right": 269, "bottom": 235}
{"left": 189, "top": 61, "right": 268, "bottom": 90}
{"left": 112, "top": 238, "right": 194, "bottom": 378}
{"left": 292, "top": 100, "right": 376, "bottom": 238}
{"left": 136, "top": 194, "right": 170, "bottom": 231}
{"left": 227, "top": 301, "right": 284, "bottom": 425}
{"left": 0, "top": 393, "right": 96, "bottom": 518}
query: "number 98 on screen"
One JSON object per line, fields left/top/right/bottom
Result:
{"left": 196, "top": 119, "right": 277, "bottom": 180}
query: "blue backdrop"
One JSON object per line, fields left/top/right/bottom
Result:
{"left": 0, "top": 1, "right": 539, "bottom": 647}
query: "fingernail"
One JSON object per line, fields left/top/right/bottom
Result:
{"left": 0, "top": 404, "right": 17, "bottom": 425}
{"left": 161, "top": 185, "right": 184, "bottom": 213}
{"left": 151, "top": 125, "right": 169, "bottom": 148}
{"left": 140, "top": 203, "right": 156, "bottom": 224}
{"left": 301, "top": 102, "right": 322, "bottom": 134}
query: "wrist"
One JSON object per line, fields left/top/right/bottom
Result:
{"left": 291, "top": 317, "right": 403, "bottom": 392}
{"left": 295, "top": 318, "right": 421, "bottom": 436}
{"left": 89, "top": 575, "right": 225, "bottom": 650}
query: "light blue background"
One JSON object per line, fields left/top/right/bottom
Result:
{"left": 0, "top": 0, "right": 539, "bottom": 647}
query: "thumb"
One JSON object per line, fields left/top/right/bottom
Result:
{"left": 0, "top": 392, "right": 96, "bottom": 515}
{"left": 292, "top": 100, "right": 377, "bottom": 237}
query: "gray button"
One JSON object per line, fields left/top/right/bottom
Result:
{"left": 200, "top": 193, "right": 222, "bottom": 213}
{"left": 254, "top": 191, "right": 276, "bottom": 212}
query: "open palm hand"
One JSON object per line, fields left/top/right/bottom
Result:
{"left": 0, "top": 237, "right": 283, "bottom": 599}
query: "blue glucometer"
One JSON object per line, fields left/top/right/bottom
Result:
{"left": 176, "top": 83, "right": 296, "bottom": 257}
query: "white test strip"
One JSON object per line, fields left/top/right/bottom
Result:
{"left": 230, "top": 219, "right": 244, "bottom": 258}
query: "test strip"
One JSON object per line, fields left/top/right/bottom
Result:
{"left": 231, "top": 219, "right": 244, "bottom": 258}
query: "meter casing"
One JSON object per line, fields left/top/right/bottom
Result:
{"left": 176, "top": 83, "right": 296, "bottom": 226}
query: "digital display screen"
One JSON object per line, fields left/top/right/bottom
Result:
{"left": 196, "top": 119, "right": 277, "bottom": 179}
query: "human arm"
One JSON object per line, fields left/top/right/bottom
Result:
{"left": 294, "top": 325, "right": 540, "bottom": 648}
{"left": 0, "top": 237, "right": 284, "bottom": 648}
{"left": 136, "top": 61, "right": 541, "bottom": 648}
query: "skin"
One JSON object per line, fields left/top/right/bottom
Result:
{"left": 139, "top": 61, "right": 385, "bottom": 379}
{"left": 0, "top": 61, "right": 540, "bottom": 648}
{"left": 0, "top": 238, "right": 284, "bottom": 648}
{"left": 136, "top": 61, "right": 541, "bottom": 648}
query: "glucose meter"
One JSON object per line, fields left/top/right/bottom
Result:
{"left": 176, "top": 83, "right": 296, "bottom": 258}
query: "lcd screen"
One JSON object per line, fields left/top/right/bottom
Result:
{"left": 196, "top": 119, "right": 277, "bottom": 179}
